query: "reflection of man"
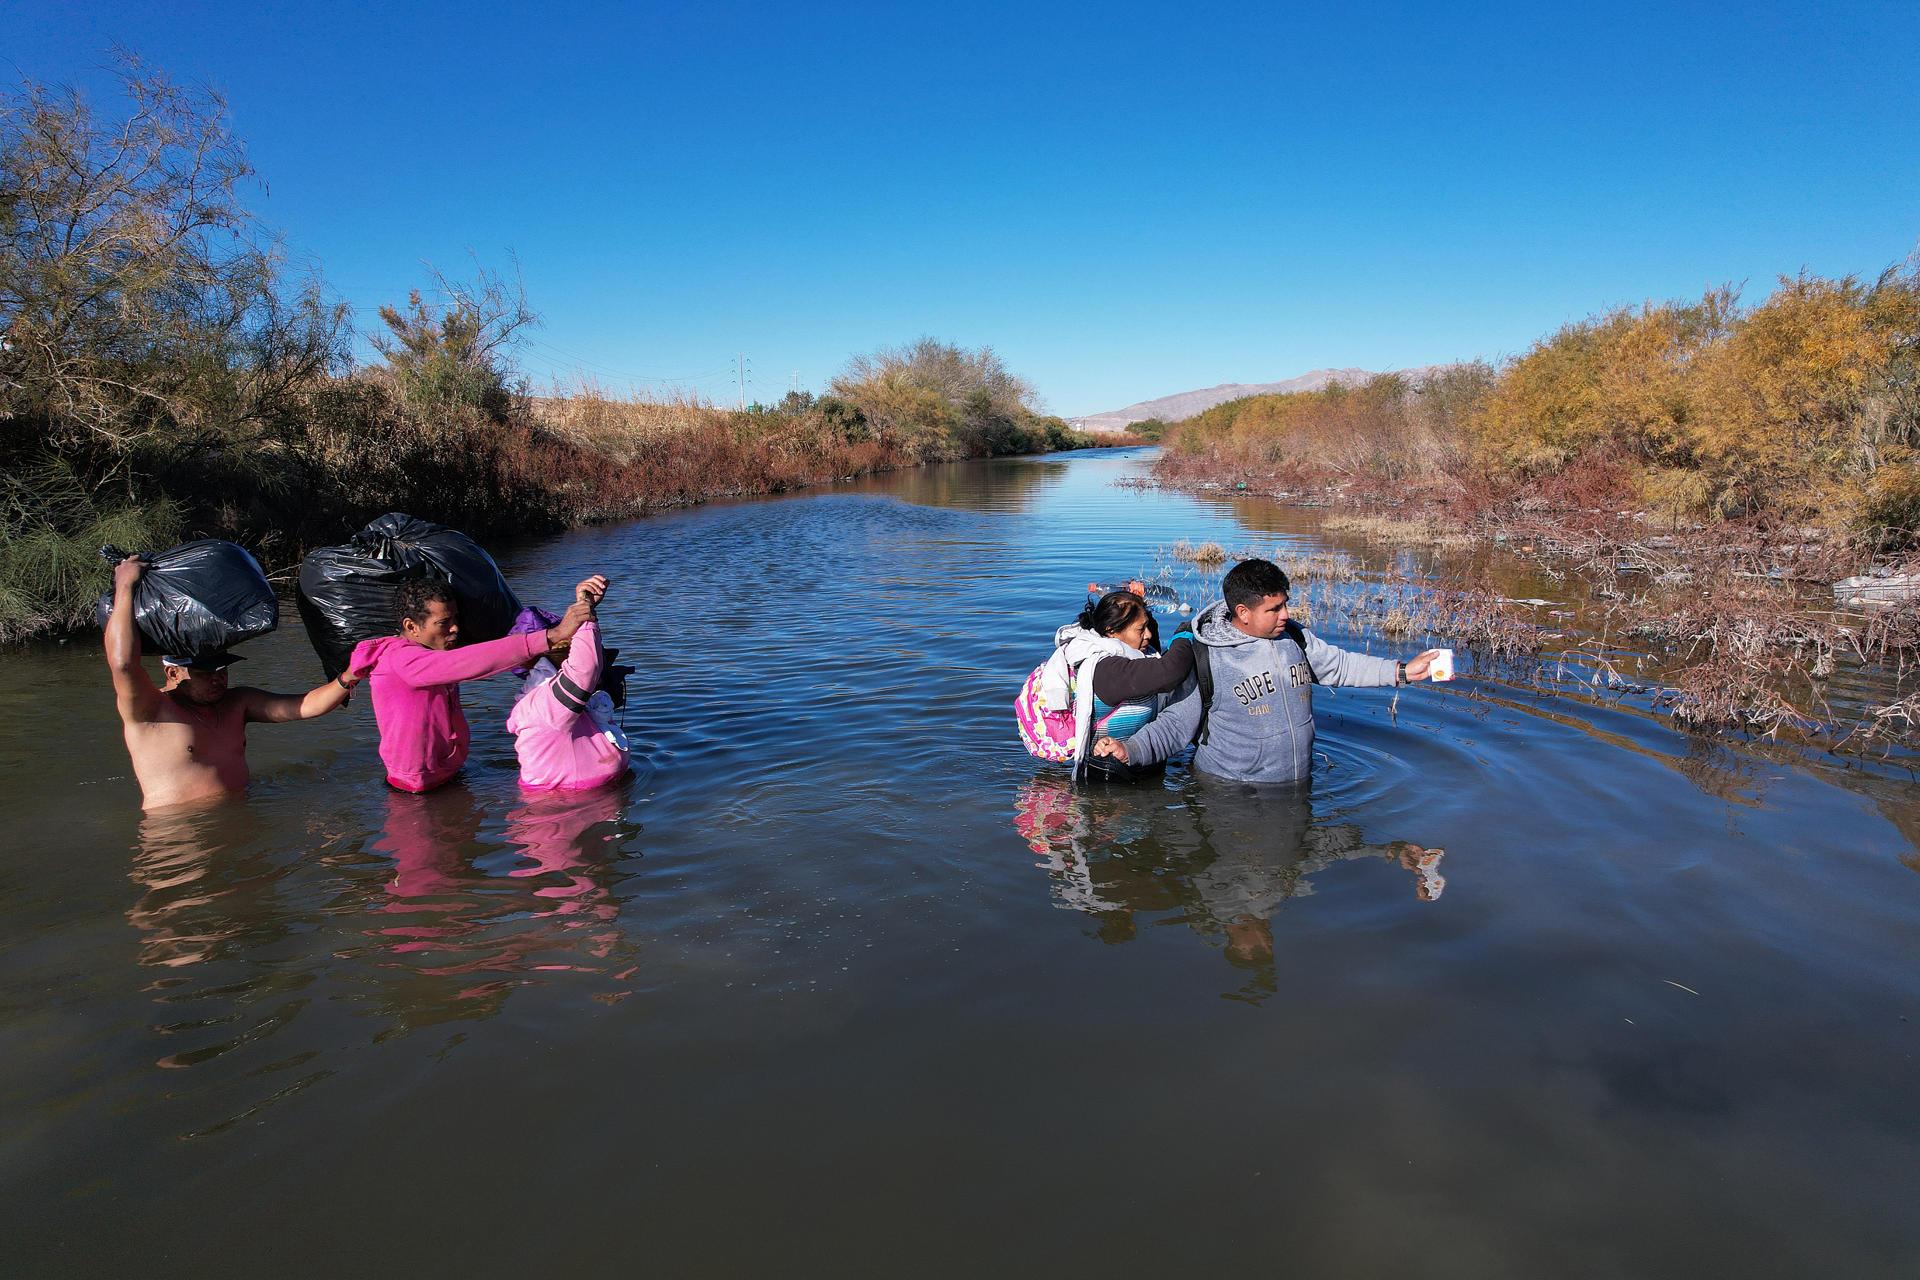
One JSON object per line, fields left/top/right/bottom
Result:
{"left": 128, "top": 804, "right": 255, "bottom": 969}
{"left": 106, "top": 558, "right": 360, "bottom": 810}
{"left": 1012, "top": 775, "right": 1445, "bottom": 989}
{"left": 1095, "top": 558, "right": 1441, "bottom": 782}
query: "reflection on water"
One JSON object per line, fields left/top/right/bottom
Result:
{"left": 126, "top": 783, "right": 643, "bottom": 1129}
{"left": 130, "top": 805, "right": 291, "bottom": 973}
{"left": 7, "top": 447, "right": 1919, "bottom": 1275}
{"left": 1015, "top": 774, "right": 1444, "bottom": 1000}
{"left": 370, "top": 786, "right": 632, "bottom": 996}
{"left": 845, "top": 451, "right": 1077, "bottom": 513}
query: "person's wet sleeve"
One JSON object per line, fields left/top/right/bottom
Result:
{"left": 556, "top": 620, "right": 603, "bottom": 702}
{"left": 1123, "top": 672, "right": 1203, "bottom": 767}
{"left": 386, "top": 631, "right": 546, "bottom": 688}
{"left": 1302, "top": 628, "right": 1399, "bottom": 687}
{"left": 1090, "top": 637, "right": 1195, "bottom": 703}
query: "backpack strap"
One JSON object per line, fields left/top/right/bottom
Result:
{"left": 1191, "top": 624, "right": 1310, "bottom": 748}
{"left": 1284, "top": 620, "right": 1318, "bottom": 684}
{"left": 1193, "top": 640, "right": 1214, "bottom": 745}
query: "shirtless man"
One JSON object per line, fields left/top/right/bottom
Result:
{"left": 106, "top": 557, "right": 360, "bottom": 810}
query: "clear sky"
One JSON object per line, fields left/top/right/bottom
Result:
{"left": 9, "top": 0, "right": 1918, "bottom": 416}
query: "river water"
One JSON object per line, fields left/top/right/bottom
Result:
{"left": 5, "top": 448, "right": 1918, "bottom": 1276}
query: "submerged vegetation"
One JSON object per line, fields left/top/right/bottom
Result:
{"left": 0, "top": 63, "right": 1091, "bottom": 641}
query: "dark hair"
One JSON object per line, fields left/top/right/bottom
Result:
{"left": 1222, "top": 558, "right": 1291, "bottom": 613}
{"left": 395, "top": 579, "right": 457, "bottom": 629}
{"left": 1076, "top": 589, "right": 1148, "bottom": 637}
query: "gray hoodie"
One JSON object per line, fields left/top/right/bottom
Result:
{"left": 1121, "top": 600, "right": 1399, "bottom": 783}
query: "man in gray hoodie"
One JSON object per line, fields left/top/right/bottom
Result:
{"left": 1094, "top": 558, "right": 1440, "bottom": 784}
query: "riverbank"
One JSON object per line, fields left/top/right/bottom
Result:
{"left": 1142, "top": 456, "right": 1920, "bottom": 750}
{"left": 2, "top": 377, "right": 1121, "bottom": 644}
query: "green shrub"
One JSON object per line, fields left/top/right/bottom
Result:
{"left": 0, "top": 456, "right": 181, "bottom": 641}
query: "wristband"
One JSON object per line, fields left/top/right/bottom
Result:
{"left": 1396, "top": 660, "right": 1408, "bottom": 686}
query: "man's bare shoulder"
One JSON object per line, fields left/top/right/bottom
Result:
{"left": 127, "top": 690, "right": 252, "bottom": 729}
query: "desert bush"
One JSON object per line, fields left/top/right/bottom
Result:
{"left": 830, "top": 337, "right": 1062, "bottom": 460}
{"left": 1042, "top": 416, "right": 1083, "bottom": 450}
{"left": 1474, "top": 292, "right": 1733, "bottom": 475}
{"left": 0, "top": 59, "right": 346, "bottom": 452}
{"left": 1160, "top": 260, "right": 1920, "bottom": 539}
{"left": 0, "top": 60, "right": 342, "bottom": 636}
{"left": 373, "top": 263, "right": 535, "bottom": 421}
{"left": 1687, "top": 268, "right": 1920, "bottom": 519}
{"left": 1467, "top": 269, "right": 1920, "bottom": 526}
{"left": 1167, "top": 365, "right": 1491, "bottom": 483}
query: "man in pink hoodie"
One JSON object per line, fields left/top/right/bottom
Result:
{"left": 506, "top": 574, "right": 630, "bottom": 790}
{"left": 349, "top": 578, "right": 593, "bottom": 792}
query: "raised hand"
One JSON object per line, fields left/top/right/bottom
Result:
{"left": 574, "top": 574, "right": 609, "bottom": 606}
{"left": 549, "top": 599, "right": 595, "bottom": 647}
{"left": 113, "top": 557, "right": 147, "bottom": 592}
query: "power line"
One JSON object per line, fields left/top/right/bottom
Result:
{"left": 522, "top": 338, "right": 733, "bottom": 385}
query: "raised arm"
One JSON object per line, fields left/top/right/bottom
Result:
{"left": 104, "top": 558, "right": 163, "bottom": 723}
{"left": 555, "top": 618, "right": 604, "bottom": 697}
{"left": 379, "top": 628, "right": 556, "bottom": 688}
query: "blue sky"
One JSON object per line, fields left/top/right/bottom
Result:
{"left": 9, "top": 0, "right": 1918, "bottom": 416}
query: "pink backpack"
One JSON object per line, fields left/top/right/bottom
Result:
{"left": 1015, "top": 663, "right": 1080, "bottom": 763}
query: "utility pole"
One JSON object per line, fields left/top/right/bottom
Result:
{"left": 790, "top": 370, "right": 799, "bottom": 397}
{"left": 736, "top": 353, "right": 750, "bottom": 410}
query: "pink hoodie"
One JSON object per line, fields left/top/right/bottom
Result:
{"left": 351, "top": 630, "right": 547, "bottom": 792}
{"left": 505, "top": 620, "right": 629, "bottom": 791}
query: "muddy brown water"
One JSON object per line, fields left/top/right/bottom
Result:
{"left": 5, "top": 448, "right": 1918, "bottom": 1276}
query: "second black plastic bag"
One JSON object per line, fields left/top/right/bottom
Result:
{"left": 296, "top": 514, "right": 522, "bottom": 678}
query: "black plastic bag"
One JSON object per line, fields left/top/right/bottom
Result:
{"left": 95, "top": 540, "right": 279, "bottom": 659}
{"left": 295, "top": 513, "right": 521, "bottom": 678}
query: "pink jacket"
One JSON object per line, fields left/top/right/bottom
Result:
{"left": 505, "top": 620, "right": 629, "bottom": 791}
{"left": 351, "top": 630, "right": 547, "bottom": 793}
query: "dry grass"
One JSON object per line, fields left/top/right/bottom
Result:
{"left": 1324, "top": 512, "right": 1477, "bottom": 549}
{"left": 1171, "top": 539, "right": 1228, "bottom": 566}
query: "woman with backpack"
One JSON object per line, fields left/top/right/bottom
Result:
{"left": 1015, "top": 587, "right": 1196, "bottom": 781}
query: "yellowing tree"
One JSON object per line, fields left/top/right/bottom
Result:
{"left": 1472, "top": 293, "right": 1732, "bottom": 476}
{"left": 1688, "top": 271, "right": 1919, "bottom": 517}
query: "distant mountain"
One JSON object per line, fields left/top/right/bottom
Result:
{"left": 1071, "top": 366, "right": 1449, "bottom": 432}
